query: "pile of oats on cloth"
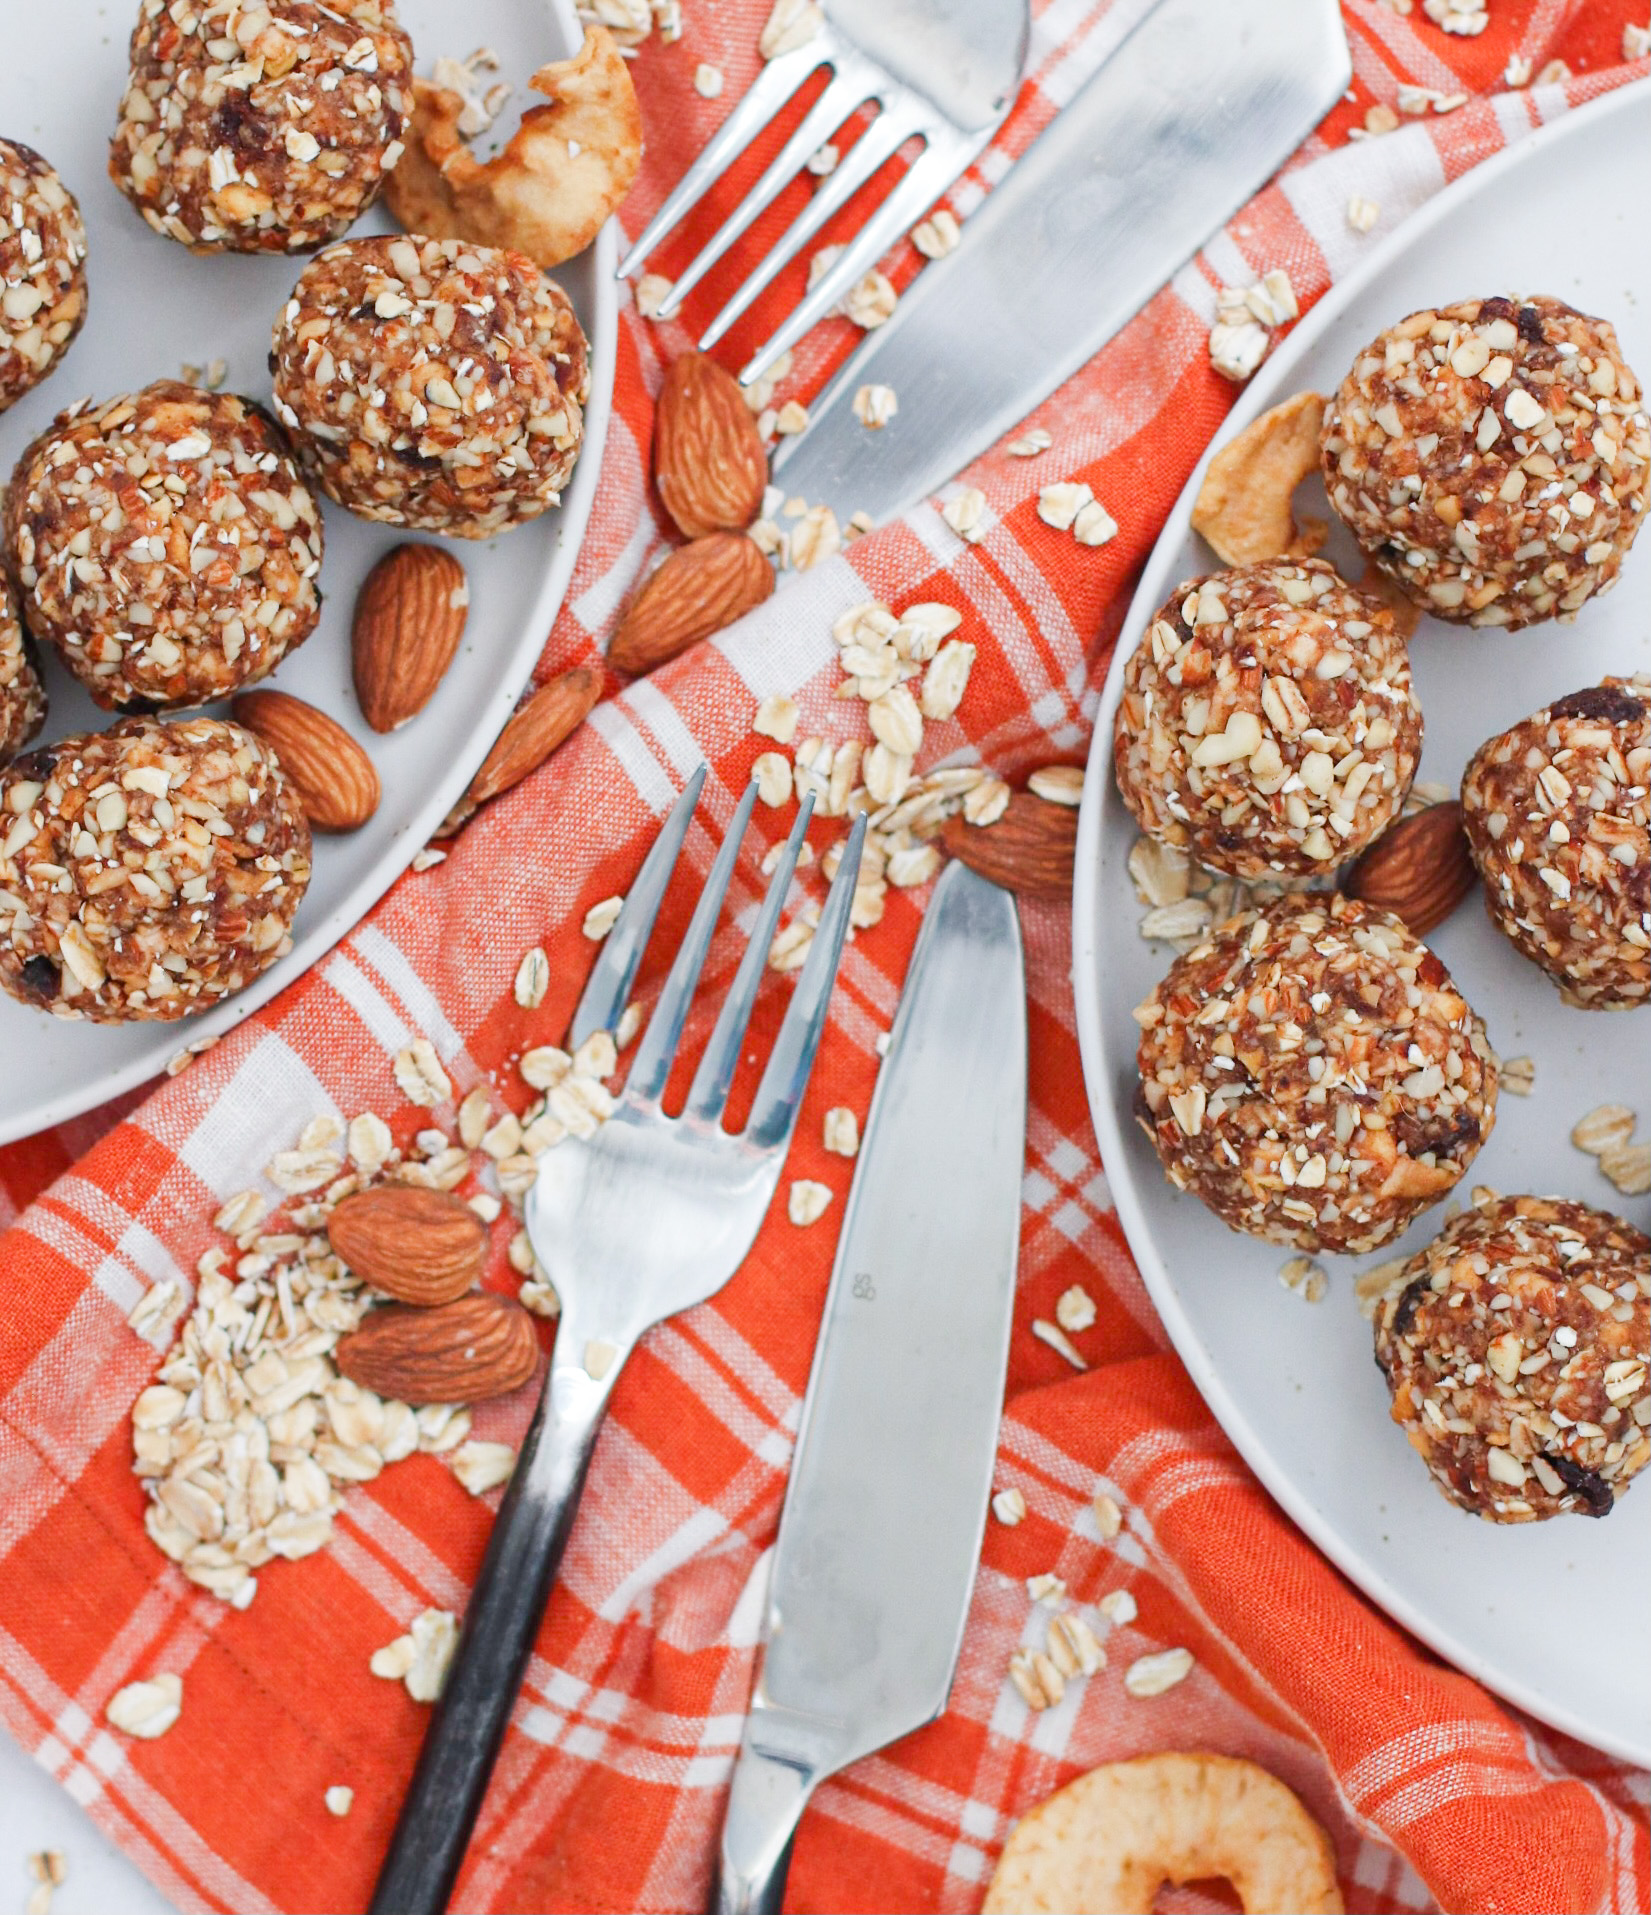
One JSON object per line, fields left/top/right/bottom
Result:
{"left": 1, "top": 5, "right": 1647, "bottom": 1911}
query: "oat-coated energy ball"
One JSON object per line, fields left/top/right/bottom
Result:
{"left": 2, "top": 381, "right": 324, "bottom": 711}
{"left": 1461, "top": 678, "right": 1650, "bottom": 1010}
{"left": 1134, "top": 893, "right": 1498, "bottom": 1252}
{"left": 1321, "top": 295, "right": 1651, "bottom": 629}
{"left": 0, "top": 139, "right": 87, "bottom": 413}
{"left": 1114, "top": 558, "right": 1422, "bottom": 879}
{"left": 0, "top": 576, "right": 45, "bottom": 767}
{"left": 1375, "top": 1194, "right": 1650, "bottom": 1522}
{"left": 109, "top": 0, "right": 414, "bottom": 254}
{"left": 0, "top": 715, "right": 311, "bottom": 1022}
{"left": 271, "top": 234, "right": 589, "bottom": 537}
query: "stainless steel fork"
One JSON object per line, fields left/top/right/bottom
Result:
{"left": 369, "top": 765, "right": 865, "bottom": 1915}
{"left": 618, "top": 0, "right": 1030, "bottom": 384}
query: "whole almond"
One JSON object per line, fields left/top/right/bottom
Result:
{"left": 609, "top": 533, "right": 775, "bottom": 676}
{"left": 438, "top": 664, "right": 602, "bottom": 835}
{"left": 1345, "top": 800, "right": 1476, "bottom": 936}
{"left": 653, "top": 352, "right": 769, "bottom": 538}
{"left": 941, "top": 791, "right": 1078, "bottom": 898}
{"left": 231, "top": 690, "right": 381, "bottom": 832}
{"left": 352, "top": 543, "right": 470, "bottom": 733}
{"left": 326, "top": 1185, "right": 486, "bottom": 1305}
{"left": 334, "top": 1293, "right": 539, "bottom": 1405}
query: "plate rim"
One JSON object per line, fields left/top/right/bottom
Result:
{"left": 0, "top": 0, "right": 619, "bottom": 1147}
{"left": 1071, "top": 79, "right": 1651, "bottom": 1766}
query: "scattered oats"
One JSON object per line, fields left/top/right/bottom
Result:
{"left": 1032, "top": 1318, "right": 1088, "bottom": 1369}
{"left": 616, "top": 1001, "right": 643, "bottom": 1050}
{"left": 1029, "top": 765, "right": 1084, "bottom": 807}
{"left": 106, "top": 1674, "right": 182, "bottom": 1739}
{"left": 788, "top": 1179, "right": 833, "bottom": 1226}
{"left": 1027, "top": 1571, "right": 1067, "bottom": 1605}
{"left": 520, "top": 1278, "right": 561, "bottom": 1317}
{"left": 781, "top": 495, "right": 809, "bottom": 519}
{"left": 520, "top": 1045, "right": 572, "bottom": 1093}
{"left": 1624, "top": 22, "right": 1650, "bottom": 58}
{"left": 1139, "top": 897, "right": 1213, "bottom": 943}
{"left": 469, "top": 1192, "right": 502, "bottom": 1223}
{"left": 694, "top": 62, "right": 725, "bottom": 97}
{"left": 1499, "top": 1055, "right": 1536, "bottom": 1097}
{"left": 1124, "top": 1646, "right": 1194, "bottom": 1698}
{"left": 1279, "top": 1256, "right": 1329, "bottom": 1303}
{"left": 166, "top": 1033, "right": 219, "bottom": 1075}
{"left": 1601, "top": 1142, "right": 1651, "bottom": 1198}
{"left": 583, "top": 895, "right": 624, "bottom": 940}
{"left": 919, "top": 640, "right": 975, "bottom": 723}
{"left": 635, "top": 273, "right": 671, "bottom": 319}
{"left": 993, "top": 1487, "right": 1027, "bottom": 1526}
{"left": 404, "top": 1608, "right": 459, "bottom": 1703}
{"left": 127, "top": 1280, "right": 183, "bottom": 1344}
{"left": 912, "top": 209, "right": 960, "bottom": 258}
{"left": 844, "top": 510, "right": 875, "bottom": 541}
{"left": 325, "top": 1786, "right": 354, "bottom": 1818}
{"left": 963, "top": 778, "right": 1011, "bottom": 827}
{"left": 416, "top": 1404, "right": 472, "bottom": 1453}
{"left": 214, "top": 1188, "right": 267, "bottom": 1239}
{"left": 456, "top": 1086, "right": 491, "bottom": 1151}
{"left": 1572, "top": 1105, "right": 1636, "bottom": 1157}
{"left": 1007, "top": 427, "right": 1052, "bottom": 457}
{"left": 347, "top": 1111, "right": 394, "bottom": 1174}
{"left": 1008, "top": 1647, "right": 1065, "bottom": 1711}
{"left": 1073, "top": 500, "right": 1119, "bottom": 547}
{"left": 370, "top": 1635, "right": 416, "bottom": 1681}
{"left": 583, "top": 1338, "right": 620, "bottom": 1380}
{"left": 807, "top": 243, "right": 845, "bottom": 293}
{"left": 875, "top": 1031, "right": 892, "bottom": 1057}
{"left": 514, "top": 946, "right": 551, "bottom": 1009}
{"left": 1354, "top": 1255, "right": 1410, "bottom": 1321}
{"left": 411, "top": 846, "right": 447, "bottom": 872}
{"left": 852, "top": 383, "right": 898, "bottom": 429}
{"left": 1055, "top": 1284, "right": 1097, "bottom": 1333}
{"left": 754, "top": 694, "right": 800, "bottom": 744}
{"left": 775, "top": 399, "right": 809, "bottom": 436}
{"left": 1362, "top": 102, "right": 1401, "bottom": 134}
{"left": 1209, "top": 318, "right": 1270, "bottom": 383}
{"left": 394, "top": 1039, "right": 452, "bottom": 1109}
{"left": 843, "top": 269, "right": 898, "bottom": 330}
{"left": 451, "top": 1440, "right": 516, "bottom": 1496}
{"left": 1535, "top": 57, "right": 1571, "bottom": 83}
{"left": 823, "top": 1107, "right": 859, "bottom": 1157}
{"left": 760, "top": 0, "right": 823, "bottom": 59}
{"left": 1127, "top": 836, "right": 1191, "bottom": 909}
{"left": 941, "top": 486, "right": 987, "bottom": 543}
{"left": 1047, "top": 1612, "right": 1106, "bottom": 1679}
{"left": 753, "top": 751, "right": 794, "bottom": 808}
{"left": 1503, "top": 50, "right": 1533, "bottom": 84}
{"left": 769, "top": 918, "right": 814, "bottom": 973}
{"left": 1037, "top": 480, "right": 1093, "bottom": 531}
{"left": 267, "top": 1147, "right": 344, "bottom": 1195}
{"left": 1346, "top": 194, "right": 1380, "bottom": 233}
{"left": 790, "top": 504, "right": 841, "bottom": 571}
{"left": 1093, "top": 1491, "right": 1123, "bottom": 1540}
{"left": 807, "top": 142, "right": 839, "bottom": 176}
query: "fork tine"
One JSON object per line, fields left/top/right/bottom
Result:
{"left": 696, "top": 97, "right": 928, "bottom": 354}
{"left": 743, "top": 812, "right": 867, "bottom": 1150}
{"left": 683, "top": 793, "right": 816, "bottom": 1126}
{"left": 616, "top": 39, "right": 833, "bottom": 279}
{"left": 623, "top": 777, "right": 762, "bottom": 1105}
{"left": 654, "top": 65, "right": 883, "bottom": 323}
{"left": 569, "top": 765, "right": 707, "bottom": 1050}
{"left": 744, "top": 129, "right": 986, "bottom": 386}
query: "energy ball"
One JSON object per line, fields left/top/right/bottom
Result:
{"left": 1375, "top": 1194, "right": 1650, "bottom": 1522}
{"left": 109, "top": 0, "right": 414, "bottom": 254}
{"left": 1461, "top": 678, "right": 1650, "bottom": 1010}
{"left": 271, "top": 234, "right": 589, "bottom": 537}
{"left": 0, "top": 715, "right": 311, "bottom": 1023}
{"left": 0, "top": 577, "right": 45, "bottom": 766}
{"left": 1134, "top": 892, "right": 1497, "bottom": 1252}
{"left": 1321, "top": 295, "right": 1651, "bottom": 629}
{"left": 1114, "top": 557, "right": 1422, "bottom": 879}
{"left": 2, "top": 381, "right": 324, "bottom": 711}
{"left": 0, "top": 139, "right": 87, "bottom": 413}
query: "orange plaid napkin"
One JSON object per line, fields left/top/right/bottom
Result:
{"left": 2, "top": 4, "right": 1648, "bottom": 1911}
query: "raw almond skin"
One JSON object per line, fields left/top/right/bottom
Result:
{"left": 231, "top": 690, "right": 381, "bottom": 832}
{"left": 653, "top": 352, "right": 769, "bottom": 538}
{"left": 941, "top": 791, "right": 1078, "bottom": 898}
{"left": 327, "top": 1186, "right": 486, "bottom": 1305}
{"left": 334, "top": 1293, "right": 539, "bottom": 1405}
{"left": 439, "top": 665, "right": 602, "bottom": 834}
{"left": 352, "top": 543, "right": 471, "bottom": 733}
{"left": 1345, "top": 800, "right": 1476, "bottom": 937}
{"left": 609, "top": 533, "right": 775, "bottom": 675}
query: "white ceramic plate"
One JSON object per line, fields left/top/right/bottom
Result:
{"left": 0, "top": 0, "right": 615, "bottom": 1144}
{"left": 1075, "top": 85, "right": 1651, "bottom": 1764}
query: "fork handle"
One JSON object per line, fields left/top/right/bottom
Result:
{"left": 368, "top": 1334, "right": 629, "bottom": 1915}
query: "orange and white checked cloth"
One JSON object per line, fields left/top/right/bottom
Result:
{"left": 1, "top": 4, "right": 1648, "bottom": 1911}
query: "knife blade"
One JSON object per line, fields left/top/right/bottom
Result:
{"left": 715, "top": 861, "right": 1026, "bottom": 1915}
{"left": 771, "top": 0, "right": 1351, "bottom": 527}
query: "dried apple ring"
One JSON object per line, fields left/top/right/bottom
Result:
{"left": 1192, "top": 392, "right": 1328, "bottom": 567}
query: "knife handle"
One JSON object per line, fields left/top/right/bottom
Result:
{"left": 368, "top": 1331, "right": 628, "bottom": 1915}
{"left": 712, "top": 1741, "right": 817, "bottom": 1915}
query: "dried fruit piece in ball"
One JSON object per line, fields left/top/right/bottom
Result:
{"left": 271, "top": 235, "right": 589, "bottom": 538}
{"left": 1113, "top": 558, "right": 1422, "bottom": 879}
{"left": 1460, "top": 676, "right": 1650, "bottom": 1010}
{"left": 108, "top": 0, "right": 414, "bottom": 254}
{"left": 1, "top": 381, "right": 324, "bottom": 711}
{"left": 0, "top": 138, "right": 87, "bottom": 412}
{"left": 0, "top": 716, "right": 311, "bottom": 1023}
{"left": 0, "top": 576, "right": 45, "bottom": 769}
{"left": 1321, "top": 295, "right": 1650, "bottom": 629}
{"left": 1134, "top": 893, "right": 1497, "bottom": 1252}
{"left": 1375, "top": 1193, "right": 1649, "bottom": 1522}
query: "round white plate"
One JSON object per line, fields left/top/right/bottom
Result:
{"left": 1074, "top": 84, "right": 1651, "bottom": 1765}
{"left": 0, "top": 0, "right": 615, "bottom": 1145}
